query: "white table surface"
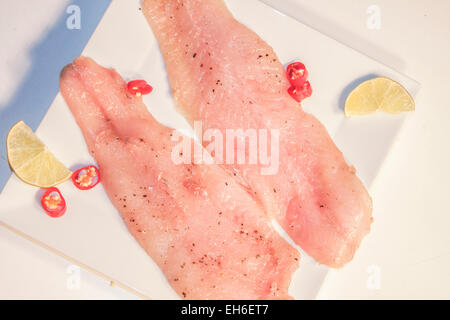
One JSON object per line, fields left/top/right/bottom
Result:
{"left": 1, "top": 0, "right": 449, "bottom": 299}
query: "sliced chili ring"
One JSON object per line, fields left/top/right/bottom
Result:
{"left": 286, "top": 62, "right": 308, "bottom": 87}
{"left": 288, "top": 86, "right": 302, "bottom": 102}
{"left": 41, "top": 187, "right": 66, "bottom": 218}
{"left": 72, "top": 165, "right": 101, "bottom": 190}
{"left": 127, "top": 80, "right": 153, "bottom": 97}
{"left": 288, "top": 81, "right": 312, "bottom": 103}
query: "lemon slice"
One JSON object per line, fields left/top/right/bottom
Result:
{"left": 6, "top": 121, "right": 72, "bottom": 188}
{"left": 345, "top": 77, "right": 415, "bottom": 116}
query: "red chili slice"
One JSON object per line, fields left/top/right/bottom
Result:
{"left": 41, "top": 187, "right": 66, "bottom": 218}
{"left": 288, "top": 81, "right": 312, "bottom": 103}
{"left": 286, "top": 62, "right": 308, "bottom": 87}
{"left": 72, "top": 165, "right": 101, "bottom": 190}
{"left": 127, "top": 80, "right": 153, "bottom": 96}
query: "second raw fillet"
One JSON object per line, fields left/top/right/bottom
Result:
{"left": 142, "top": 0, "right": 373, "bottom": 267}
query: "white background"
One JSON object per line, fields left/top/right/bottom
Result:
{"left": 0, "top": 0, "right": 449, "bottom": 299}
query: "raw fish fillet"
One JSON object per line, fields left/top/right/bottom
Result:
{"left": 60, "top": 56, "right": 299, "bottom": 300}
{"left": 142, "top": 0, "right": 373, "bottom": 267}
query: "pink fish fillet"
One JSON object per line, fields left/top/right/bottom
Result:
{"left": 142, "top": 0, "right": 373, "bottom": 267}
{"left": 60, "top": 56, "right": 299, "bottom": 300}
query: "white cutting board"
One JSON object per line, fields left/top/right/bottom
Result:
{"left": 0, "top": 0, "right": 419, "bottom": 299}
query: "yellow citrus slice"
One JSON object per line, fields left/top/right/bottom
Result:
{"left": 345, "top": 77, "right": 415, "bottom": 116}
{"left": 6, "top": 121, "right": 72, "bottom": 188}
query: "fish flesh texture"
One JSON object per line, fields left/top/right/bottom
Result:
{"left": 60, "top": 57, "right": 299, "bottom": 299}
{"left": 142, "top": 0, "right": 373, "bottom": 267}
{"left": 60, "top": 56, "right": 299, "bottom": 299}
